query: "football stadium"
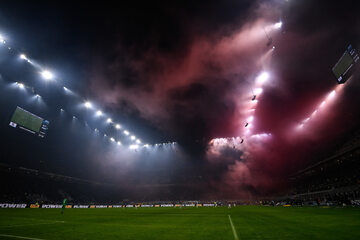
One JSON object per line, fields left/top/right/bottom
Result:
{"left": 1, "top": 1, "right": 360, "bottom": 239}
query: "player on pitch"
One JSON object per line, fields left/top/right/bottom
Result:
{"left": 61, "top": 198, "right": 67, "bottom": 214}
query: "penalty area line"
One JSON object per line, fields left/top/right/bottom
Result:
{"left": 0, "top": 234, "right": 46, "bottom": 240}
{"left": 228, "top": 215, "right": 239, "bottom": 240}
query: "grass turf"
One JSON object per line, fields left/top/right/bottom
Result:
{"left": 0, "top": 206, "right": 360, "bottom": 240}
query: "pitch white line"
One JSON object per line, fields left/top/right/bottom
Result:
{"left": 0, "top": 234, "right": 46, "bottom": 240}
{"left": 228, "top": 215, "right": 239, "bottom": 240}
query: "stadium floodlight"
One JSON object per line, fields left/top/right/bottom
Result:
{"left": 256, "top": 72, "right": 269, "bottom": 85}
{"left": 96, "top": 110, "right": 103, "bottom": 116}
{"left": 84, "top": 101, "right": 92, "bottom": 109}
{"left": 18, "top": 83, "right": 24, "bottom": 89}
{"left": 328, "top": 90, "right": 336, "bottom": 99}
{"left": 274, "top": 21, "right": 282, "bottom": 29}
{"left": 319, "top": 101, "right": 326, "bottom": 108}
{"left": 144, "top": 144, "right": 149, "bottom": 147}
{"left": 123, "top": 130, "right": 129, "bottom": 135}
{"left": 41, "top": 70, "right": 54, "bottom": 80}
{"left": 115, "top": 124, "right": 121, "bottom": 129}
{"left": 252, "top": 133, "right": 272, "bottom": 138}
{"left": 20, "top": 54, "right": 27, "bottom": 60}
{"left": 311, "top": 110, "right": 318, "bottom": 117}
{"left": 19, "top": 54, "right": 31, "bottom": 63}
{"left": 107, "top": 118, "right": 112, "bottom": 123}
{"left": 272, "top": 46, "right": 276, "bottom": 50}
{"left": 131, "top": 135, "right": 136, "bottom": 140}
{"left": 35, "top": 94, "right": 40, "bottom": 98}
{"left": 60, "top": 108, "right": 64, "bottom": 111}
{"left": 254, "top": 88, "right": 263, "bottom": 95}
{"left": 0, "top": 34, "right": 5, "bottom": 44}
{"left": 110, "top": 137, "right": 115, "bottom": 142}
{"left": 73, "top": 116, "right": 76, "bottom": 119}
{"left": 129, "top": 144, "right": 139, "bottom": 150}
{"left": 136, "top": 139, "right": 141, "bottom": 144}
{"left": 117, "top": 141, "right": 121, "bottom": 145}
{"left": 247, "top": 116, "right": 254, "bottom": 122}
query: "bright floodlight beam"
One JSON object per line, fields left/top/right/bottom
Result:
{"left": 41, "top": 70, "right": 54, "bottom": 80}
{"left": 303, "top": 118, "right": 310, "bottom": 123}
{"left": 274, "top": 21, "right": 282, "bottom": 29}
{"left": 254, "top": 88, "right": 263, "bottom": 95}
{"left": 110, "top": 137, "right": 115, "bottom": 142}
{"left": 107, "top": 118, "right": 112, "bottom": 123}
{"left": 247, "top": 116, "right": 254, "bottom": 122}
{"left": 84, "top": 101, "right": 92, "bottom": 109}
{"left": 20, "top": 54, "right": 27, "bottom": 60}
{"left": 115, "top": 124, "right": 121, "bottom": 129}
{"left": 96, "top": 110, "right": 103, "bottom": 116}
{"left": 123, "top": 130, "right": 129, "bottom": 135}
{"left": 136, "top": 139, "right": 141, "bottom": 144}
{"left": 256, "top": 72, "right": 269, "bottom": 85}
{"left": 117, "top": 141, "right": 121, "bottom": 145}
{"left": 129, "top": 144, "right": 139, "bottom": 150}
{"left": 131, "top": 135, "right": 136, "bottom": 140}
{"left": 18, "top": 83, "right": 24, "bottom": 89}
{"left": 311, "top": 110, "right": 318, "bottom": 117}
{"left": 319, "top": 101, "right": 326, "bottom": 108}
{"left": 328, "top": 90, "right": 336, "bottom": 99}
{"left": 0, "top": 34, "right": 5, "bottom": 43}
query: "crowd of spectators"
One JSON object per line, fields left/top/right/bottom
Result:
{"left": 288, "top": 130, "right": 360, "bottom": 205}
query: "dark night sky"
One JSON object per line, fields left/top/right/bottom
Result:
{"left": 0, "top": 0, "right": 360, "bottom": 200}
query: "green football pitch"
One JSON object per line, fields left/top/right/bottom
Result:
{"left": 0, "top": 206, "right": 360, "bottom": 240}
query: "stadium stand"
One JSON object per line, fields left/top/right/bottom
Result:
{"left": 2, "top": 129, "right": 360, "bottom": 207}
{"left": 288, "top": 129, "right": 360, "bottom": 206}
{"left": 0, "top": 163, "right": 224, "bottom": 207}
{"left": 0, "top": 163, "right": 118, "bottom": 204}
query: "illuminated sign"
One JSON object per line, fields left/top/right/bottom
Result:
{"left": 9, "top": 106, "right": 49, "bottom": 137}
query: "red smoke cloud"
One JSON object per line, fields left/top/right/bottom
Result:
{"left": 89, "top": 1, "right": 360, "bottom": 199}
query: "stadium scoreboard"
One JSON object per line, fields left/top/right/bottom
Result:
{"left": 9, "top": 106, "right": 49, "bottom": 138}
{"left": 332, "top": 44, "right": 359, "bottom": 84}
